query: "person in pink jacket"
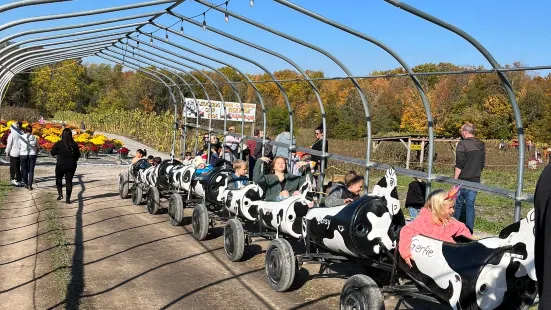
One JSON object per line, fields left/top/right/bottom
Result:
{"left": 399, "top": 186, "right": 472, "bottom": 268}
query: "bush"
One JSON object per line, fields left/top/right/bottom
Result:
{"left": 0, "top": 106, "right": 41, "bottom": 123}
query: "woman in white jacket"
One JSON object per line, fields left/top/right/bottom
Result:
{"left": 18, "top": 125, "right": 39, "bottom": 190}
{"left": 5, "top": 121, "right": 22, "bottom": 186}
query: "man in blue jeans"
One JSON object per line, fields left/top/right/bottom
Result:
{"left": 453, "top": 123, "right": 485, "bottom": 233}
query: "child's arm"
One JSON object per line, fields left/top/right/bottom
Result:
{"left": 452, "top": 220, "right": 473, "bottom": 239}
{"left": 398, "top": 224, "right": 420, "bottom": 268}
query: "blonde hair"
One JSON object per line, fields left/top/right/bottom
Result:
{"left": 233, "top": 159, "right": 247, "bottom": 171}
{"left": 425, "top": 189, "right": 455, "bottom": 225}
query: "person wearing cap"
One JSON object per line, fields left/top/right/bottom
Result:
{"left": 311, "top": 125, "right": 328, "bottom": 172}
{"left": 193, "top": 156, "right": 213, "bottom": 174}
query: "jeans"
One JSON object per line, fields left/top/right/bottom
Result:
{"left": 408, "top": 207, "right": 420, "bottom": 219}
{"left": 21, "top": 155, "right": 37, "bottom": 186}
{"left": 9, "top": 156, "right": 21, "bottom": 182}
{"left": 454, "top": 187, "right": 478, "bottom": 233}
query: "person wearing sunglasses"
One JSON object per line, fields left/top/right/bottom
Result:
{"left": 398, "top": 186, "right": 472, "bottom": 268}
{"left": 311, "top": 125, "right": 328, "bottom": 172}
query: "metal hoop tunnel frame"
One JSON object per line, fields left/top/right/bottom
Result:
{"left": 0, "top": 0, "right": 541, "bottom": 221}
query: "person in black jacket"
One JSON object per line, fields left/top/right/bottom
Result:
{"left": 311, "top": 126, "right": 328, "bottom": 172}
{"left": 51, "top": 128, "right": 81, "bottom": 204}
{"left": 405, "top": 173, "right": 427, "bottom": 219}
{"left": 453, "top": 123, "right": 485, "bottom": 233}
{"left": 535, "top": 163, "right": 551, "bottom": 310}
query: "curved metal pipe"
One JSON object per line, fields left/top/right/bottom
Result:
{"left": 385, "top": 0, "right": 526, "bottom": 221}
{"left": 103, "top": 47, "right": 228, "bottom": 161}
{"left": 169, "top": 11, "right": 327, "bottom": 191}
{"left": 123, "top": 34, "right": 247, "bottom": 159}
{"left": 0, "top": 22, "right": 146, "bottom": 63}
{"left": 108, "top": 43, "right": 206, "bottom": 158}
{"left": 0, "top": 43, "right": 113, "bottom": 95}
{"left": 97, "top": 51, "right": 182, "bottom": 159}
{"left": 192, "top": 0, "right": 371, "bottom": 188}
{"left": 0, "top": 11, "right": 165, "bottom": 47}
{"left": 147, "top": 23, "right": 294, "bottom": 166}
{"left": 0, "top": 30, "right": 130, "bottom": 70}
{"left": 0, "top": 0, "right": 70, "bottom": 13}
{"left": 127, "top": 34, "right": 268, "bottom": 161}
{"left": 274, "top": 0, "right": 435, "bottom": 195}
{"left": 0, "top": 0, "right": 177, "bottom": 32}
{"left": 0, "top": 39, "right": 119, "bottom": 85}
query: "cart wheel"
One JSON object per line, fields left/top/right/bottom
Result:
{"left": 340, "top": 275, "right": 384, "bottom": 310}
{"left": 131, "top": 184, "right": 143, "bottom": 205}
{"left": 265, "top": 238, "right": 296, "bottom": 292}
{"left": 147, "top": 187, "right": 160, "bottom": 215}
{"left": 192, "top": 203, "right": 209, "bottom": 240}
{"left": 119, "top": 173, "right": 129, "bottom": 199}
{"left": 168, "top": 193, "right": 184, "bottom": 226}
{"left": 224, "top": 219, "right": 245, "bottom": 262}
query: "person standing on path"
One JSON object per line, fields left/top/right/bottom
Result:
{"left": 51, "top": 128, "right": 81, "bottom": 204}
{"left": 18, "top": 125, "right": 39, "bottom": 190}
{"left": 5, "top": 121, "right": 23, "bottom": 186}
{"left": 453, "top": 123, "right": 485, "bottom": 233}
{"left": 535, "top": 163, "right": 551, "bottom": 309}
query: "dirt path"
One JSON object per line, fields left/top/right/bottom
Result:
{"left": 0, "top": 134, "right": 442, "bottom": 309}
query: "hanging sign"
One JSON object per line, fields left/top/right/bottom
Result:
{"left": 183, "top": 98, "right": 256, "bottom": 123}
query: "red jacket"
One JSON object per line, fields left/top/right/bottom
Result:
{"left": 399, "top": 207, "right": 472, "bottom": 260}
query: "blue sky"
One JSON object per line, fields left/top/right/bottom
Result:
{"left": 2, "top": 0, "right": 550, "bottom": 77}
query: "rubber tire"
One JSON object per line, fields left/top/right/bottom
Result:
{"left": 224, "top": 219, "right": 245, "bottom": 262}
{"left": 131, "top": 184, "right": 143, "bottom": 205}
{"left": 340, "top": 275, "right": 384, "bottom": 310}
{"left": 265, "top": 238, "right": 296, "bottom": 292}
{"left": 168, "top": 193, "right": 184, "bottom": 226}
{"left": 119, "top": 173, "right": 130, "bottom": 199}
{"left": 147, "top": 187, "right": 160, "bottom": 215}
{"left": 192, "top": 203, "right": 209, "bottom": 240}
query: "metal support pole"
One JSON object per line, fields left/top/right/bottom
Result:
{"left": 168, "top": 10, "right": 327, "bottom": 192}
{"left": 192, "top": 0, "right": 370, "bottom": 190}
{"left": 127, "top": 34, "right": 268, "bottom": 161}
{"left": 275, "top": 0, "right": 434, "bottom": 197}
{"left": 0, "top": 0, "right": 70, "bottom": 13}
{"left": 147, "top": 22, "right": 294, "bottom": 165}
{"left": 0, "top": 0, "right": 177, "bottom": 32}
{"left": 384, "top": 0, "right": 526, "bottom": 221}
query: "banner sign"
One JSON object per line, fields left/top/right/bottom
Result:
{"left": 183, "top": 98, "right": 256, "bottom": 123}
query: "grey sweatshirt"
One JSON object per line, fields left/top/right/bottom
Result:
{"left": 18, "top": 133, "right": 38, "bottom": 156}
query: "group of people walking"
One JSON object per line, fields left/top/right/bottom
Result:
{"left": 4, "top": 121, "right": 80, "bottom": 204}
{"left": 5, "top": 121, "right": 38, "bottom": 190}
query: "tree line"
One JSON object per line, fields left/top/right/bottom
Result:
{"left": 2, "top": 60, "right": 551, "bottom": 142}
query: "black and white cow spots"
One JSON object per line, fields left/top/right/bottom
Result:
{"left": 371, "top": 167, "right": 400, "bottom": 215}
{"left": 303, "top": 168, "right": 404, "bottom": 258}
{"left": 404, "top": 211, "right": 537, "bottom": 310}
{"left": 171, "top": 165, "right": 195, "bottom": 191}
{"left": 223, "top": 184, "right": 263, "bottom": 221}
{"left": 254, "top": 196, "right": 310, "bottom": 238}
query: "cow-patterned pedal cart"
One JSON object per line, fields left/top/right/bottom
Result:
{"left": 118, "top": 158, "right": 198, "bottom": 222}
{"left": 263, "top": 168, "right": 537, "bottom": 310}
{"left": 339, "top": 209, "right": 537, "bottom": 310}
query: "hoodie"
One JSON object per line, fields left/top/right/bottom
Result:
{"left": 18, "top": 133, "right": 38, "bottom": 156}
{"left": 455, "top": 137, "right": 485, "bottom": 182}
{"left": 5, "top": 125, "right": 21, "bottom": 157}
{"left": 272, "top": 132, "right": 296, "bottom": 158}
{"left": 398, "top": 208, "right": 472, "bottom": 261}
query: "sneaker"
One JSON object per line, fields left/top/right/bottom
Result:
{"left": 10, "top": 179, "right": 18, "bottom": 186}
